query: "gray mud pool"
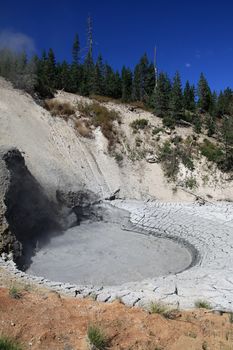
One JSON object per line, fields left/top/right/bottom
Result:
{"left": 26, "top": 221, "right": 192, "bottom": 286}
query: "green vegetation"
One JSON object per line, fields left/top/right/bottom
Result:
{"left": 87, "top": 324, "right": 108, "bottom": 350}
{"left": 0, "top": 337, "right": 23, "bottom": 350}
{"left": 149, "top": 301, "right": 169, "bottom": 315}
{"left": 185, "top": 177, "right": 198, "bottom": 190}
{"left": 158, "top": 138, "right": 195, "bottom": 180}
{"left": 9, "top": 286, "right": 22, "bottom": 299}
{"left": 130, "top": 118, "right": 148, "bottom": 130}
{"left": 152, "top": 127, "right": 164, "bottom": 135}
{"left": 149, "top": 302, "right": 179, "bottom": 320}
{"left": 194, "top": 299, "right": 212, "bottom": 309}
{"left": 0, "top": 18, "right": 233, "bottom": 175}
{"left": 77, "top": 101, "right": 120, "bottom": 149}
{"left": 200, "top": 139, "right": 224, "bottom": 163}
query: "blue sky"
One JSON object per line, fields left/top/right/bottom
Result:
{"left": 1, "top": 0, "right": 233, "bottom": 91}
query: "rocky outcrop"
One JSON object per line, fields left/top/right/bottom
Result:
{"left": 0, "top": 148, "right": 62, "bottom": 263}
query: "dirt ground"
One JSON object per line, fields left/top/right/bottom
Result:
{"left": 0, "top": 269, "right": 233, "bottom": 350}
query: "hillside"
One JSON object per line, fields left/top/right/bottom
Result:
{"left": 0, "top": 77, "right": 232, "bottom": 204}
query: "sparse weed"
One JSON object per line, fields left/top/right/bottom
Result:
{"left": 149, "top": 301, "right": 169, "bottom": 316}
{"left": 9, "top": 286, "right": 22, "bottom": 300}
{"left": 0, "top": 336, "right": 23, "bottom": 350}
{"left": 44, "top": 99, "right": 75, "bottom": 117}
{"left": 229, "top": 312, "right": 233, "bottom": 323}
{"left": 187, "top": 331, "right": 197, "bottom": 338}
{"left": 202, "top": 340, "right": 208, "bottom": 350}
{"left": 194, "top": 299, "right": 212, "bottom": 309}
{"left": 87, "top": 324, "right": 108, "bottom": 350}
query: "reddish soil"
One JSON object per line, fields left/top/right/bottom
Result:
{"left": 0, "top": 286, "right": 233, "bottom": 350}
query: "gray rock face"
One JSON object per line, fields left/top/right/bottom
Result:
{"left": 0, "top": 147, "right": 62, "bottom": 261}
{"left": 0, "top": 147, "right": 100, "bottom": 266}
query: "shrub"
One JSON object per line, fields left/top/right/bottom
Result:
{"left": 114, "top": 153, "right": 123, "bottom": 164}
{"left": 44, "top": 99, "right": 75, "bottom": 117}
{"left": 87, "top": 324, "right": 108, "bottom": 350}
{"left": 77, "top": 101, "right": 120, "bottom": 149}
{"left": 0, "top": 336, "right": 23, "bottom": 350}
{"left": 152, "top": 127, "right": 164, "bottom": 135}
{"left": 129, "top": 101, "right": 152, "bottom": 112}
{"left": 130, "top": 118, "right": 148, "bottom": 130}
{"left": 185, "top": 177, "right": 197, "bottom": 190}
{"left": 90, "top": 94, "right": 120, "bottom": 104}
{"left": 162, "top": 115, "right": 176, "bottom": 129}
{"left": 158, "top": 141, "right": 179, "bottom": 179}
{"left": 194, "top": 299, "right": 212, "bottom": 309}
{"left": 200, "top": 139, "right": 224, "bottom": 163}
{"left": 193, "top": 115, "right": 202, "bottom": 134}
{"left": 9, "top": 286, "right": 22, "bottom": 299}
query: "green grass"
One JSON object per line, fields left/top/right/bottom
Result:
{"left": 87, "top": 324, "right": 108, "bottom": 350}
{"left": 0, "top": 337, "right": 23, "bottom": 350}
{"left": 149, "top": 302, "right": 180, "bottom": 320}
{"left": 200, "top": 139, "right": 224, "bottom": 163}
{"left": 149, "top": 301, "right": 168, "bottom": 315}
{"left": 194, "top": 299, "right": 212, "bottom": 309}
{"left": 9, "top": 286, "right": 22, "bottom": 300}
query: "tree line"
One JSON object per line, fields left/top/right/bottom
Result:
{"left": 0, "top": 33, "right": 232, "bottom": 167}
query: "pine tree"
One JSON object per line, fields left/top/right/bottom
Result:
{"left": 93, "top": 54, "right": 104, "bottom": 95}
{"left": 121, "top": 66, "right": 132, "bottom": 102}
{"left": 183, "top": 81, "right": 196, "bottom": 111}
{"left": 46, "top": 48, "right": 57, "bottom": 89}
{"left": 221, "top": 115, "right": 233, "bottom": 170}
{"left": 112, "top": 71, "right": 122, "bottom": 99}
{"left": 72, "top": 33, "right": 80, "bottom": 65}
{"left": 152, "top": 72, "right": 171, "bottom": 117}
{"left": 132, "top": 54, "right": 155, "bottom": 102}
{"left": 197, "top": 73, "right": 212, "bottom": 112}
{"left": 103, "top": 64, "right": 115, "bottom": 97}
{"left": 79, "top": 51, "right": 95, "bottom": 95}
{"left": 58, "top": 61, "right": 71, "bottom": 91}
{"left": 169, "top": 71, "right": 183, "bottom": 115}
{"left": 35, "top": 50, "right": 54, "bottom": 98}
{"left": 70, "top": 34, "right": 80, "bottom": 92}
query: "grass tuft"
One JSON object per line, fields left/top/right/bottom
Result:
{"left": 87, "top": 324, "right": 108, "bottom": 350}
{"left": 9, "top": 286, "right": 22, "bottom": 300}
{"left": 0, "top": 336, "right": 23, "bottom": 350}
{"left": 194, "top": 299, "right": 212, "bottom": 309}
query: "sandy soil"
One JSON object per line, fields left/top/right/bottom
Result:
{"left": 0, "top": 286, "right": 233, "bottom": 350}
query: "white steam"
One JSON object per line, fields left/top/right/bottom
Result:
{"left": 0, "top": 29, "right": 35, "bottom": 53}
